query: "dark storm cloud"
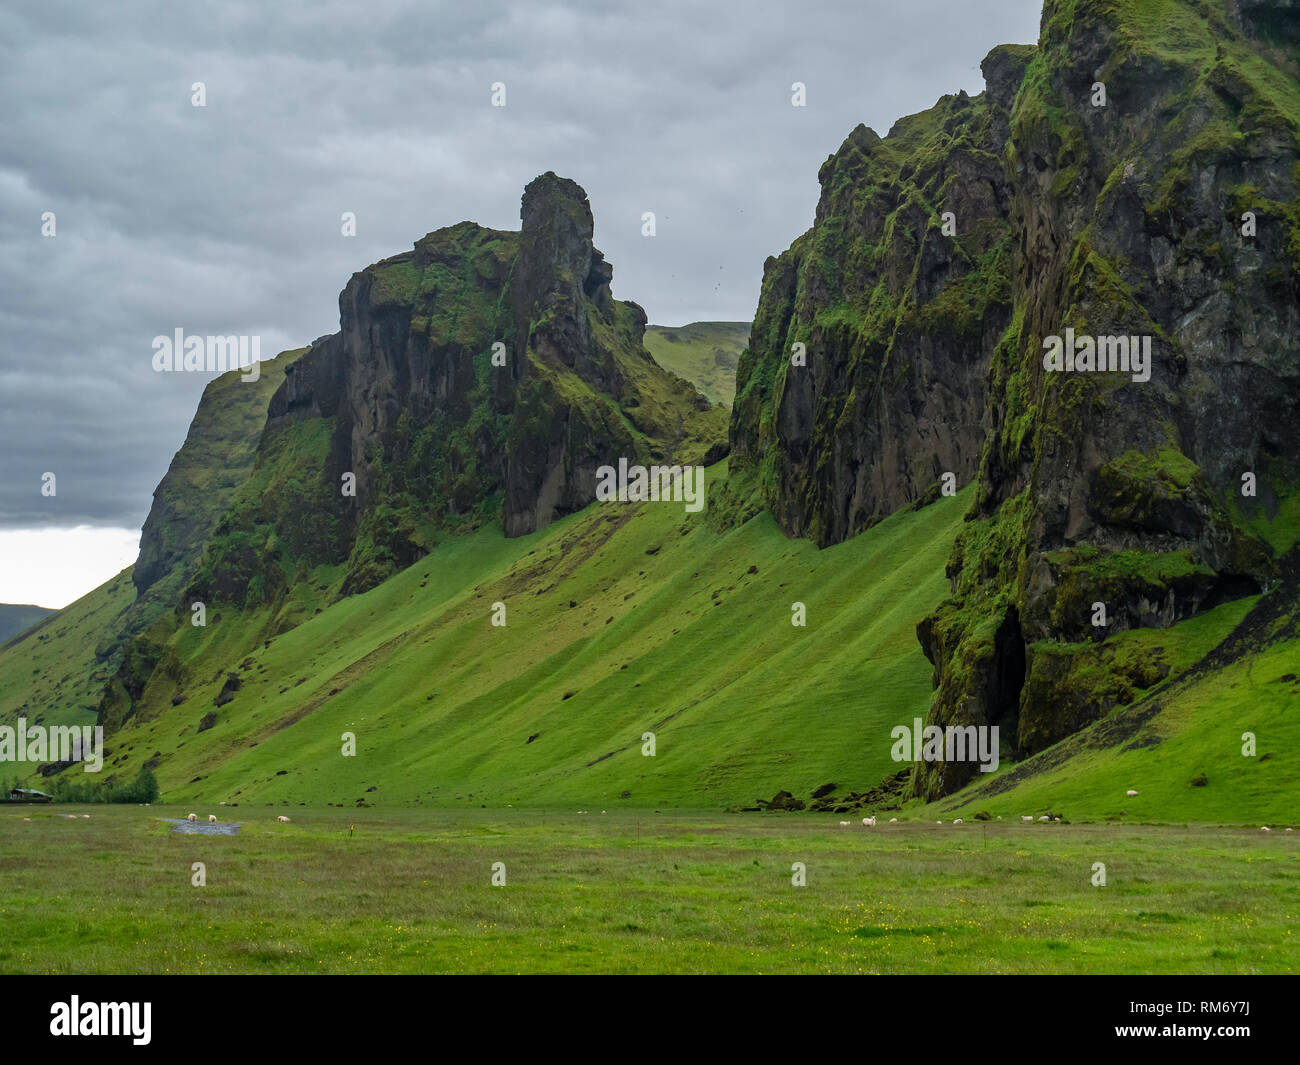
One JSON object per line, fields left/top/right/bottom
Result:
{"left": 0, "top": 0, "right": 1042, "bottom": 532}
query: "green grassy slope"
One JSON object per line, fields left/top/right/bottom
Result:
{"left": 88, "top": 468, "right": 971, "bottom": 809}
{"left": 0, "top": 605, "right": 56, "bottom": 644}
{"left": 938, "top": 587, "right": 1300, "bottom": 825}
{"left": 0, "top": 569, "right": 136, "bottom": 730}
{"left": 643, "top": 322, "right": 750, "bottom": 407}
{"left": 17, "top": 471, "right": 1293, "bottom": 824}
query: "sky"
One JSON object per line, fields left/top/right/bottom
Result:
{"left": 0, "top": 0, "right": 1043, "bottom": 608}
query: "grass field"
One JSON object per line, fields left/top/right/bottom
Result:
{"left": 1, "top": 805, "right": 1295, "bottom": 974}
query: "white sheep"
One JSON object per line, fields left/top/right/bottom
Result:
{"left": 1261, "top": 826, "right": 1271, "bottom": 832}
{"left": 862, "top": 816, "right": 877, "bottom": 827}
{"left": 187, "top": 813, "right": 197, "bottom": 822}
{"left": 1126, "top": 789, "right": 1138, "bottom": 797}
{"left": 208, "top": 814, "right": 217, "bottom": 823}
{"left": 839, "top": 820, "right": 851, "bottom": 827}
{"left": 888, "top": 817, "right": 898, "bottom": 823}
{"left": 953, "top": 818, "right": 963, "bottom": 824}
{"left": 1021, "top": 815, "right": 1033, "bottom": 822}
{"left": 1053, "top": 816, "right": 1061, "bottom": 822}
{"left": 1038, "top": 815, "right": 1050, "bottom": 822}
{"left": 276, "top": 815, "right": 291, "bottom": 823}
{"left": 996, "top": 816, "right": 1003, "bottom": 821}
{"left": 936, "top": 820, "right": 943, "bottom": 824}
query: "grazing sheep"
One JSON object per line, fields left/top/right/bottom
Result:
{"left": 996, "top": 816, "right": 1003, "bottom": 821}
{"left": 82, "top": 814, "right": 90, "bottom": 819}
{"left": 1126, "top": 789, "right": 1138, "bottom": 797}
{"left": 889, "top": 817, "right": 898, "bottom": 823}
{"left": 1287, "top": 828, "right": 1294, "bottom": 833}
{"left": 862, "top": 816, "right": 877, "bottom": 827}
{"left": 936, "top": 820, "right": 943, "bottom": 824}
{"left": 1022, "top": 815, "right": 1033, "bottom": 822}
{"left": 1053, "top": 817, "right": 1061, "bottom": 822}
{"left": 839, "top": 820, "right": 851, "bottom": 827}
{"left": 277, "top": 815, "right": 291, "bottom": 823}
{"left": 1038, "top": 815, "right": 1050, "bottom": 822}
{"left": 1261, "top": 826, "right": 1271, "bottom": 832}
{"left": 953, "top": 818, "right": 963, "bottom": 824}
{"left": 208, "top": 815, "right": 217, "bottom": 823}
{"left": 187, "top": 813, "right": 197, "bottom": 822}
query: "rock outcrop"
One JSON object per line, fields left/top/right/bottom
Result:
{"left": 731, "top": 57, "right": 1023, "bottom": 545}
{"left": 161, "top": 174, "right": 725, "bottom": 605}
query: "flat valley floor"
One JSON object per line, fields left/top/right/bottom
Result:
{"left": 1, "top": 806, "right": 1295, "bottom": 974}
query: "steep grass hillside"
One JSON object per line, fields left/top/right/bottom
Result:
{"left": 643, "top": 322, "right": 750, "bottom": 407}
{"left": 20, "top": 466, "right": 1289, "bottom": 824}
{"left": 79, "top": 470, "right": 971, "bottom": 809}
{"left": 0, "top": 569, "right": 135, "bottom": 730}
{"left": 941, "top": 557, "right": 1300, "bottom": 824}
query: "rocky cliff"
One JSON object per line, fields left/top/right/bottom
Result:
{"left": 731, "top": 53, "right": 1026, "bottom": 545}
{"left": 94, "top": 175, "right": 726, "bottom": 733}
{"left": 732, "top": 0, "right": 1300, "bottom": 797}
{"left": 182, "top": 173, "right": 726, "bottom": 604}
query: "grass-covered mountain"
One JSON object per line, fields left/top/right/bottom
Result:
{"left": 1, "top": 0, "right": 1295, "bottom": 823}
{"left": 94, "top": 173, "right": 728, "bottom": 735}
{"left": 643, "top": 322, "right": 750, "bottom": 407}
{"left": 0, "top": 604, "right": 56, "bottom": 644}
{"left": 731, "top": 0, "right": 1300, "bottom": 799}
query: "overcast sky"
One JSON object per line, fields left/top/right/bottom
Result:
{"left": 0, "top": 0, "right": 1041, "bottom": 607}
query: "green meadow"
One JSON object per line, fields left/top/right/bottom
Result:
{"left": 0, "top": 806, "right": 1295, "bottom": 974}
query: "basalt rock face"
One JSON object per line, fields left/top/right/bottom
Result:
{"left": 184, "top": 172, "right": 725, "bottom": 603}
{"left": 918, "top": 0, "right": 1299, "bottom": 799}
{"left": 500, "top": 173, "right": 719, "bottom": 538}
{"left": 733, "top": 0, "right": 1300, "bottom": 798}
{"left": 730, "top": 65, "right": 1023, "bottom": 546}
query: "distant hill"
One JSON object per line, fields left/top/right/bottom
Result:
{"left": 644, "top": 322, "right": 749, "bottom": 407}
{"left": 0, "top": 604, "right": 57, "bottom": 644}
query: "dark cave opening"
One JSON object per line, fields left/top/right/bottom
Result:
{"left": 989, "top": 606, "right": 1027, "bottom": 757}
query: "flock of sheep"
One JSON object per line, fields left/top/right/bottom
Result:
{"left": 186, "top": 812, "right": 291, "bottom": 823}
{"left": 837, "top": 814, "right": 1042, "bottom": 826}
{"left": 833, "top": 788, "right": 1293, "bottom": 831}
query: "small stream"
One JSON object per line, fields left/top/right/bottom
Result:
{"left": 161, "top": 818, "right": 242, "bottom": 836}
